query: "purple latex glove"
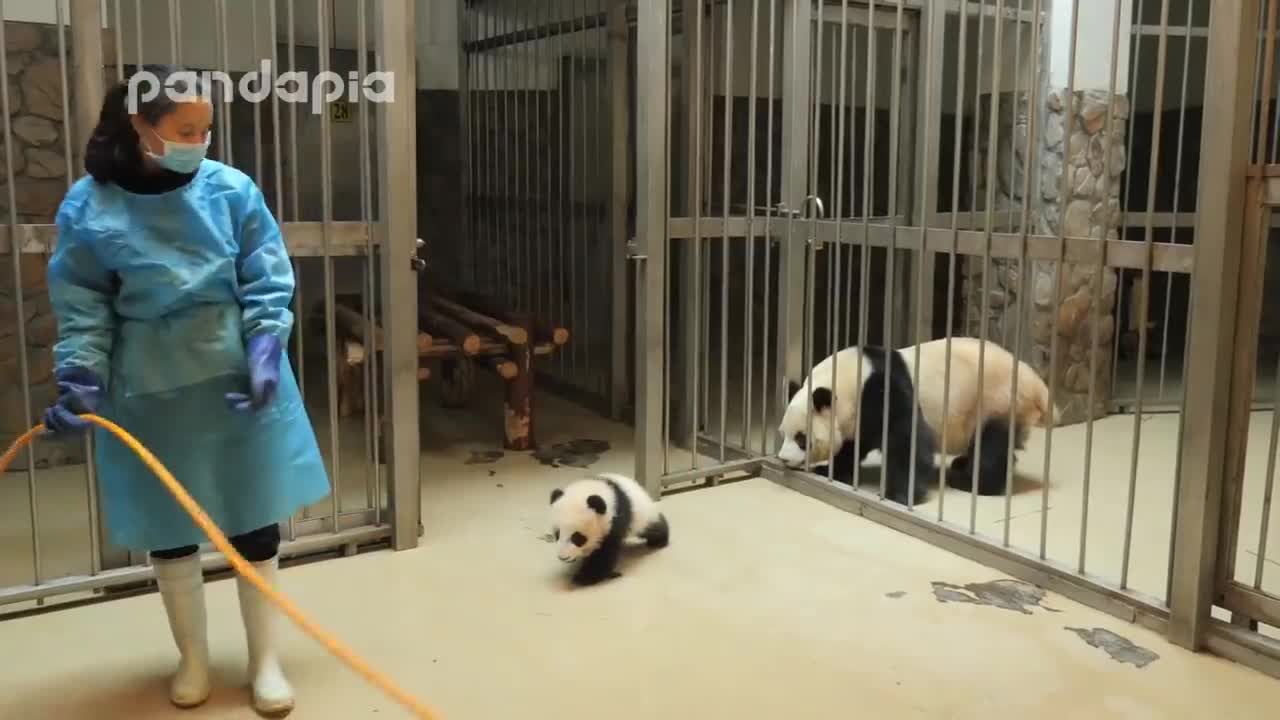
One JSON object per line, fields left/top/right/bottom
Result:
{"left": 225, "top": 333, "right": 282, "bottom": 412}
{"left": 43, "top": 366, "right": 103, "bottom": 437}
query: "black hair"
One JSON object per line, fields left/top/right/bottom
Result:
{"left": 84, "top": 64, "right": 206, "bottom": 184}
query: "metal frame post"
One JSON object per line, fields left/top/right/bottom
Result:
{"left": 1168, "top": 0, "right": 1259, "bottom": 650}
{"left": 609, "top": 0, "right": 630, "bottom": 420}
{"left": 909, "top": 2, "right": 943, "bottom": 343}
{"left": 777, "top": 0, "right": 812, "bottom": 396}
{"left": 634, "top": 0, "right": 669, "bottom": 496}
{"left": 69, "top": 0, "right": 104, "bottom": 176}
{"left": 376, "top": 0, "right": 422, "bottom": 550}
{"left": 672, "top": 0, "right": 701, "bottom": 450}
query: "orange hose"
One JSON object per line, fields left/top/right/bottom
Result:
{"left": 1, "top": 416, "right": 442, "bottom": 720}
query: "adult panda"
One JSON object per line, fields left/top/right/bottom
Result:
{"left": 896, "top": 337, "right": 1056, "bottom": 496}
{"left": 776, "top": 345, "right": 939, "bottom": 506}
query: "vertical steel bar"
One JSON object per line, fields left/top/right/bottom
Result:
{"left": 0, "top": 0, "right": 40, "bottom": 592}
{"left": 556, "top": 4, "right": 566, "bottom": 375}
{"left": 1122, "top": 0, "right": 1174, "bottom": 590}
{"left": 215, "top": 0, "right": 231, "bottom": 165}
{"left": 718, "top": 0, "right": 734, "bottom": 461}
{"left": 1041, "top": 0, "right": 1080, "bottom": 559}
{"left": 881, "top": 1, "right": 907, "bottom": 504}
{"left": 1160, "top": 0, "right": 1198, "bottom": 402}
{"left": 854, "top": 0, "right": 878, "bottom": 495}
{"left": 827, "top": 1, "right": 850, "bottom": 486}
{"left": 357, "top": 0, "right": 378, "bottom": 515}
{"left": 689, "top": 0, "right": 705, "bottom": 469}
{"left": 571, "top": 0, "right": 584, "bottom": 377}
{"left": 777, "top": 0, "right": 813, "bottom": 458}
{"left": 112, "top": 0, "right": 123, "bottom": 83}
{"left": 1005, "top": 0, "right": 1044, "bottom": 545}
{"left": 317, "top": 0, "right": 341, "bottom": 530}
{"left": 221, "top": 0, "right": 234, "bottom": 163}
{"left": 968, "top": 1, "right": 987, "bottom": 233}
{"left": 939, "top": 0, "right": 973, "bottom": 523}
{"left": 802, "top": 4, "right": 826, "bottom": 477}
{"left": 759, "top": 0, "right": 778, "bottom": 456}
{"left": 701, "top": 1, "right": 715, "bottom": 444}
{"left": 133, "top": 0, "right": 142, "bottom": 76}
{"left": 251, "top": 0, "right": 263, "bottom": 184}
{"left": 1168, "top": 0, "right": 1259, "bottom": 648}
{"left": 593, "top": 0, "right": 606, "bottom": 395}
{"left": 503, "top": 7, "right": 514, "bottom": 307}
{"left": 287, "top": 0, "right": 304, "bottom": 422}
{"left": 375, "top": 0, "right": 421, "bottom": 549}
{"left": 1166, "top": 252, "right": 1196, "bottom": 604}
{"left": 907, "top": 0, "right": 936, "bottom": 507}
{"left": 744, "top": 0, "right": 763, "bottom": 451}
{"left": 70, "top": 0, "right": 106, "bottom": 574}
{"left": 661, "top": 0, "right": 674, "bottom": 474}
{"left": 55, "top": 0, "right": 73, "bottom": 184}
{"left": 264, "top": 0, "right": 296, "bottom": 542}
{"left": 518, "top": 2, "right": 529, "bottom": 316}
{"left": 635, "top": 0, "right": 671, "bottom": 496}
{"left": 1077, "top": 0, "right": 1125, "bottom": 575}
{"left": 971, "top": 0, "right": 1007, "bottom": 534}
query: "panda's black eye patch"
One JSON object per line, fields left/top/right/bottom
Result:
{"left": 554, "top": 529, "right": 560, "bottom": 541}
{"left": 570, "top": 532, "right": 587, "bottom": 547}
{"left": 794, "top": 432, "right": 807, "bottom": 450}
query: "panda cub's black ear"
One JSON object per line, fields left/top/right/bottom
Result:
{"left": 550, "top": 488, "right": 564, "bottom": 504}
{"left": 787, "top": 380, "right": 802, "bottom": 399}
{"left": 586, "top": 494, "right": 607, "bottom": 514}
{"left": 812, "top": 387, "right": 833, "bottom": 412}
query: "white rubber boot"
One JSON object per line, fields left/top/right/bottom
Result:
{"left": 153, "top": 554, "right": 212, "bottom": 708}
{"left": 237, "top": 556, "right": 295, "bottom": 716}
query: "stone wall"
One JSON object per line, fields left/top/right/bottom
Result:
{"left": 963, "top": 88, "right": 1128, "bottom": 425}
{"left": 0, "top": 21, "right": 108, "bottom": 469}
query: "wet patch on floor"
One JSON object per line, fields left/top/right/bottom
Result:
{"left": 885, "top": 591, "right": 907, "bottom": 599}
{"left": 1065, "top": 627, "right": 1159, "bottom": 668}
{"left": 465, "top": 450, "right": 505, "bottom": 465}
{"left": 930, "top": 579, "right": 1061, "bottom": 615}
{"left": 533, "top": 439, "right": 610, "bottom": 468}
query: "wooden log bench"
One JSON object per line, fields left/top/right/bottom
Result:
{"left": 330, "top": 289, "right": 568, "bottom": 451}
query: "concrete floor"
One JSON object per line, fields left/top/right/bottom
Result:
{"left": 3, "top": 375, "right": 1280, "bottom": 717}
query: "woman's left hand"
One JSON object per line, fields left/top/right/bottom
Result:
{"left": 225, "top": 334, "right": 281, "bottom": 412}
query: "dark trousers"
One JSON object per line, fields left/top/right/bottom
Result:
{"left": 150, "top": 523, "right": 281, "bottom": 563}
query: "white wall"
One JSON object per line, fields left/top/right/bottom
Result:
{"left": 1049, "top": 0, "right": 1134, "bottom": 91}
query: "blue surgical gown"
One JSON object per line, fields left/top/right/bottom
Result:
{"left": 47, "top": 160, "right": 331, "bottom": 551}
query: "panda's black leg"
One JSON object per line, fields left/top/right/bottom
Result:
{"left": 881, "top": 406, "right": 937, "bottom": 507}
{"left": 947, "top": 418, "right": 1014, "bottom": 496}
{"left": 572, "top": 538, "right": 624, "bottom": 586}
{"left": 639, "top": 514, "right": 670, "bottom": 549}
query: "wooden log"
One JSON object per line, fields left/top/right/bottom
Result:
{"left": 334, "top": 304, "right": 381, "bottom": 346}
{"left": 420, "top": 302, "right": 481, "bottom": 355}
{"left": 503, "top": 314, "right": 535, "bottom": 451}
{"left": 482, "top": 356, "right": 519, "bottom": 380}
{"left": 427, "top": 295, "right": 529, "bottom": 346}
{"left": 435, "top": 287, "right": 568, "bottom": 346}
{"left": 334, "top": 302, "right": 433, "bottom": 354}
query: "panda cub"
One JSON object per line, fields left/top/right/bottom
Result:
{"left": 549, "top": 472, "right": 669, "bottom": 586}
{"left": 776, "top": 345, "right": 939, "bottom": 505}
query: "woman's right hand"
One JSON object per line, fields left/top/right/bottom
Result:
{"left": 43, "top": 367, "right": 104, "bottom": 437}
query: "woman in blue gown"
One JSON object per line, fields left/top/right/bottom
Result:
{"left": 43, "top": 65, "right": 331, "bottom": 715}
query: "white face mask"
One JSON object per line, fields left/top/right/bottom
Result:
{"left": 145, "top": 128, "right": 210, "bottom": 173}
